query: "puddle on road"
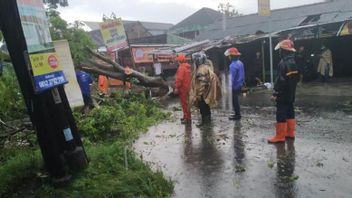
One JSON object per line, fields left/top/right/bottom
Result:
{"left": 134, "top": 92, "right": 352, "bottom": 198}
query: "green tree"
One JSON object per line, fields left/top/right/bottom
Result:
{"left": 44, "top": 1, "right": 95, "bottom": 65}
{"left": 67, "top": 28, "right": 95, "bottom": 65}
{"left": 43, "top": 0, "right": 68, "bottom": 8}
{"left": 218, "top": 2, "right": 242, "bottom": 17}
{"left": 47, "top": 8, "right": 95, "bottom": 65}
{"left": 0, "top": 66, "right": 26, "bottom": 121}
{"left": 47, "top": 9, "right": 68, "bottom": 39}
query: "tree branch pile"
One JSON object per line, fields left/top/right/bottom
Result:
{"left": 79, "top": 48, "right": 172, "bottom": 97}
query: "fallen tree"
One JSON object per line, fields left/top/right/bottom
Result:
{"left": 79, "top": 48, "right": 172, "bottom": 97}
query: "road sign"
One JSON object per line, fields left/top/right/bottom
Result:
{"left": 258, "top": 0, "right": 271, "bottom": 17}
{"left": 17, "top": 0, "right": 67, "bottom": 93}
{"left": 100, "top": 18, "right": 128, "bottom": 52}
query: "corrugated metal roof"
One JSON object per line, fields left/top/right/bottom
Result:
{"left": 169, "top": 7, "right": 224, "bottom": 33}
{"left": 139, "top": 22, "right": 173, "bottom": 31}
{"left": 196, "top": 0, "right": 352, "bottom": 41}
{"left": 82, "top": 21, "right": 100, "bottom": 31}
{"left": 82, "top": 20, "right": 173, "bottom": 35}
{"left": 148, "top": 30, "right": 166, "bottom": 36}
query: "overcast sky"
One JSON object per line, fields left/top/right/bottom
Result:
{"left": 58, "top": 0, "right": 324, "bottom": 24}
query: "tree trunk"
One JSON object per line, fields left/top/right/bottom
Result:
{"left": 79, "top": 48, "right": 172, "bottom": 97}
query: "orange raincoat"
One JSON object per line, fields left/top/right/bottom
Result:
{"left": 175, "top": 63, "right": 192, "bottom": 120}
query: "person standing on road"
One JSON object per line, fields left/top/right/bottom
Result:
{"left": 189, "top": 52, "right": 221, "bottom": 125}
{"left": 201, "top": 50, "right": 214, "bottom": 72}
{"left": 295, "top": 46, "right": 308, "bottom": 84}
{"left": 225, "top": 47, "right": 245, "bottom": 121}
{"left": 317, "top": 45, "right": 333, "bottom": 82}
{"left": 268, "top": 40, "right": 299, "bottom": 143}
{"left": 174, "top": 54, "right": 192, "bottom": 124}
{"left": 253, "top": 51, "right": 263, "bottom": 86}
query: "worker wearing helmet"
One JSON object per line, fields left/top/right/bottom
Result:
{"left": 189, "top": 52, "right": 221, "bottom": 125}
{"left": 224, "top": 47, "right": 245, "bottom": 121}
{"left": 268, "top": 39, "right": 300, "bottom": 143}
{"left": 174, "top": 54, "right": 192, "bottom": 124}
{"left": 200, "top": 50, "right": 214, "bottom": 72}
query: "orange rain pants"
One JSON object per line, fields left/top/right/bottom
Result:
{"left": 175, "top": 63, "right": 192, "bottom": 120}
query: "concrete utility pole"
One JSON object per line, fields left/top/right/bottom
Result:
{"left": 258, "top": 0, "right": 273, "bottom": 85}
{"left": 269, "top": 24, "right": 274, "bottom": 85}
{"left": 0, "top": 0, "right": 87, "bottom": 180}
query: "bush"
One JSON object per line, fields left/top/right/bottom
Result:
{"left": 74, "top": 105, "right": 126, "bottom": 142}
{"left": 74, "top": 92, "right": 169, "bottom": 142}
{"left": 0, "top": 65, "right": 27, "bottom": 121}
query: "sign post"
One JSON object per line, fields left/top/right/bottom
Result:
{"left": 258, "top": 0, "right": 271, "bottom": 17}
{"left": 99, "top": 18, "right": 128, "bottom": 52}
{"left": 16, "top": 0, "right": 68, "bottom": 92}
{"left": 269, "top": 27, "right": 274, "bottom": 85}
{"left": 54, "top": 40, "right": 84, "bottom": 108}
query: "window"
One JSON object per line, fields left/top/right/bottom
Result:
{"left": 300, "top": 14, "right": 321, "bottom": 26}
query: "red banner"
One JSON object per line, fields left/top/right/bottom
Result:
{"left": 131, "top": 48, "right": 154, "bottom": 63}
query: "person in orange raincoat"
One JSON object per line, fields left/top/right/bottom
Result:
{"left": 174, "top": 54, "right": 192, "bottom": 124}
{"left": 98, "top": 75, "right": 109, "bottom": 95}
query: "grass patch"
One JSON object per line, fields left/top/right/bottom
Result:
{"left": 32, "top": 142, "right": 173, "bottom": 198}
{"left": 0, "top": 149, "right": 40, "bottom": 196}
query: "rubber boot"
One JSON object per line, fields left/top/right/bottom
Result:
{"left": 286, "top": 119, "right": 296, "bottom": 138}
{"left": 181, "top": 119, "right": 191, "bottom": 125}
{"left": 229, "top": 114, "right": 241, "bottom": 121}
{"left": 197, "top": 115, "right": 211, "bottom": 127}
{"left": 268, "top": 122, "right": 287, "bottom": 143}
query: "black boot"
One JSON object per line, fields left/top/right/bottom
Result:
{"left": 203, "top": 115, "right": 211, "bottom": 123}
{"left": 229, "top": 114, "right": 241, "bottom": 120}
{"left": 197, "top": 115, "right": 211, "bottom": 127}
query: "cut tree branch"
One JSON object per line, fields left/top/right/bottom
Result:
{"left": 87, "top": 59, "right": 117, "bottom": 72}
{"left": 80, "top": 63, "right": 125, "bottom": 80}
{"left": 0, "top": 128, "right": 26, "bottom": 139}
{"left": 85, "top": 47, "right": 170, "bottom": 88}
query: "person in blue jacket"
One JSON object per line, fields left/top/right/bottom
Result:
{"left": 76, "top": 68, "right": 93, "bottom": 111}
{"left": 225, "top": 47, "right": 245, "bottom": 120}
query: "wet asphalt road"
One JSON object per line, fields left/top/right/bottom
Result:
{"left": 134, "top": 82, "right": 352, "bottom": 198}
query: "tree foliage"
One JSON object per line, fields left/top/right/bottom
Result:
{"left": 47, "top": 8, "right": 95, "bottom": 65}
{"left": 43, "top": 0, "right": 68, "bottom": 8}
{"left": 218, "top": 2, "right": 242, "bottom": 17}
{"left": 74, "top": 92, "right": 168, "bottom": 142}
{"left": 0, "top": 65, "right": 26, "bottom": 121}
